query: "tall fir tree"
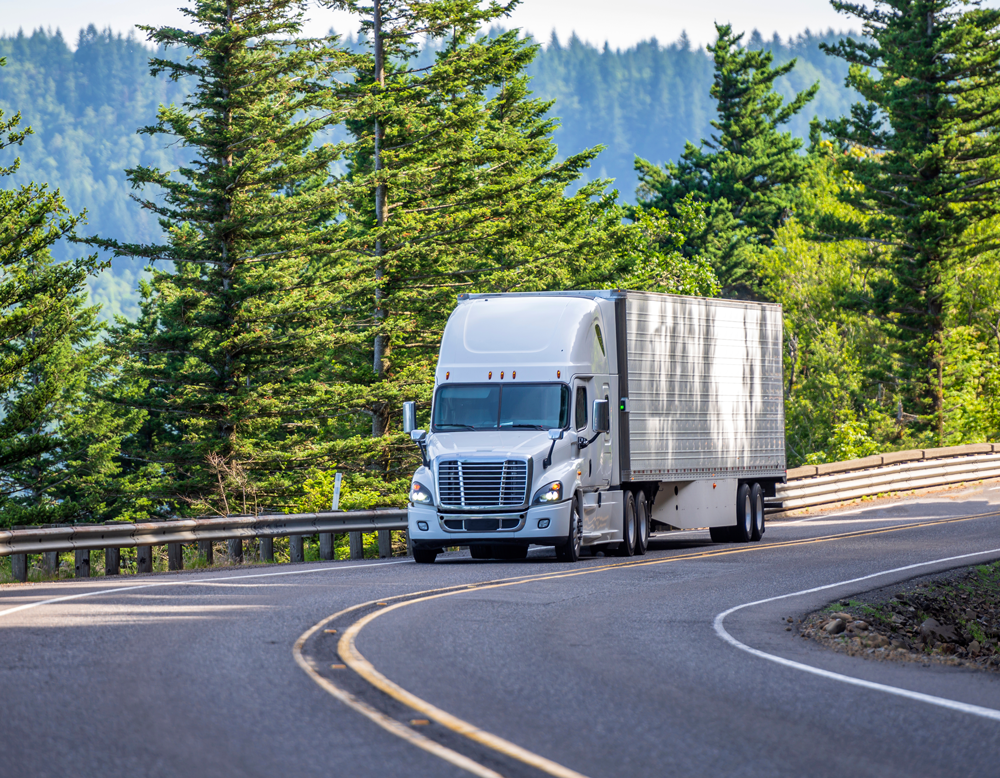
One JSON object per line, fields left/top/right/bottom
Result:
{"left": 635, "top": 23, "right": 818, "bottom": 295}
{"left": 315, "top": 0, "right": 714, "bottom": 500}
{"left": 92, "top": 1, "right": 353, "bottom": 514}
{"left": 0, "top": 59, "right": 138, "bottom": 527}
{"left": 821, "top": 0, "right": 1000, "bottom": 442}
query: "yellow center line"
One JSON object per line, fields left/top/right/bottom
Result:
{"left": 299, "top": 508, "right": 999, "bottom": 778}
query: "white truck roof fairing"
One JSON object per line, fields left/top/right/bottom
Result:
{"left": 437, "top": 294, "right": 612, "bottom": 383}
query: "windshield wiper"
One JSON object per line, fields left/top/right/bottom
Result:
{"left": 436, "top": 423, "right": 477, "bottom": 430}
{"left": 502, "top": 424, "right": 546, "bottom": 430}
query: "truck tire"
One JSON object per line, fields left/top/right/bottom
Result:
{"left": 616, "top": 491, "right": 638, "bottom": 556}
{"left": 709, "top": 525, "right": 734, "bottom": 543}
{"left": 413, "top": 547, "right": 439, "bottom": 564}
{"left": 469, "top": 545, "right": 491, "bottom": 560}
{"left": 555, "top": 495, "right": 582, "bottom": 562}
{"left": 635, "top": 490, "right": 650, "bottom": 555}
{"left": 734, "top": 483, "right": 753, "bottom": 543}
{"left": 750, "top": 483, "right": 765, "bottom": 541}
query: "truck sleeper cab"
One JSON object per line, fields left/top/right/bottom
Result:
{"left": 404, "top": 290, "right": 785, "bottom": 563}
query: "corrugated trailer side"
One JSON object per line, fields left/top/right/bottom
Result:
{"left": 617, "top": 292, "right": 785, "bottom": 484}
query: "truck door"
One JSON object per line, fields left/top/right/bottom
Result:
{"left": 598, "top": 381, "right": 612, "bottom": 487}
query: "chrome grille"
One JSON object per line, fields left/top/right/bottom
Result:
{"left": 437, "top": 460, "right": 528, "bottom": 508}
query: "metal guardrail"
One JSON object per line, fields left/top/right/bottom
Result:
{"left": 0, "top": 509, "right": 408, "bottom": 581}
{"left": 772, "top": 443, "right": 1000, "bottom": 513}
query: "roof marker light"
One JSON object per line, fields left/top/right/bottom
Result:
{"left": 557, "top": 370, "right": 561, "bottom": 378}
{"left": 488, "top": 371, "right": 492, "bottom": 379}
{"left": 446, "top": 371, "right": 450, "bottom": 380}
{"left": 512, "top": 371, "right": 516, "bottom": 379}
{"left": 500, "top": 371, "right": 504, "bottom": 379}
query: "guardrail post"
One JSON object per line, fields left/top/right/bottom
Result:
{"left": 289, "top": 535, "right": 304, "bottom": 563}
{"left": 349, "top": 531, "right": 364, "bottom": 560}
{"left": 42, "top": 551, "right": 58, "bottom": 575}
{"left": 319, "top": 533, "right": 334, "bottom": 561}
{"left": 11, "top": 553, "right": 27, "bottom": 582}
{"left": 75, "top": 549, "right": 91, "bottom": 578}
{"left": 168, "top": 543, "right": 184, "bottom": 571}
{"left": 377, "top": 529, "right": 391, "bottom": 558}
{"left": 259, "top": 537, "right": 273, "bottom": 562}
{"left": 198, "top": 540, "right": 214, "bottom": 566}
{"left": 228, "top": 538, "right": 243, "bottom": 563}
{"left": 137, "top": 545, "right": 153, "bottom": 574}
{"left": 105, "top": 548, "right": 120, "bottom": 577}
{"left": 406, "top": 532, "right": 413, "bottom": 557}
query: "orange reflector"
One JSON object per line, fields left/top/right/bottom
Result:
{"left": 500, "top": 371, "right": 504, "bottom": 379}
{"left": 512, "top": 371, "right": 516, "bottom": 379}
{"left": 488, "top": 371, "right": 492, "bottom": 379}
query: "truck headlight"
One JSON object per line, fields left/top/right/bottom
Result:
{"left": 409, "top": 481, "right": 434, "bottom": 506}
{"left": 532, "top": 481, "right": 563, "bottom": 504}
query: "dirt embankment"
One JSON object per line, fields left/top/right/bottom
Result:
{"left": 796, "top": 561, "right": 1000, "bottom": 672}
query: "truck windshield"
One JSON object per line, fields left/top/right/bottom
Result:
{"left": 433, "top": 384, "right": 570, "bottom": 431}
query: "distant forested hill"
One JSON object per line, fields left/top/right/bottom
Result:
{"left": 0, "top": 24, "right": 857, "bottom": 319}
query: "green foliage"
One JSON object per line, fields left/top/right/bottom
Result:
{"left": 821, "top": 0, "right": 1000, "bottom": 441}
{"left": 0, "top": 59, "right": 140, "bottom": 527}
{"left": 294, "top": 470, "right": 407, "bottom": 513}
{"left": 93, "top": 0, "right": 352, "bottom": 515}
{"left": 635, "top": 23, "right": 819, "bottom": 294}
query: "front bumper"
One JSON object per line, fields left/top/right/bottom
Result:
{"left": 408, "top": 500, "right": 573, "bottom": 548}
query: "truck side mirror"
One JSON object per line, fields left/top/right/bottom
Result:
{"left": 403, "top": 401, "right": 417, "bottom": 433}
{"left": 547, "top": 428, "right": 565, "bottom": 440}
{"left": 592, "top": 400, "right": 610, "bottom": 434}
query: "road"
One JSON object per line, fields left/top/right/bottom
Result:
{"left": 2, "top": 484, "right": 999, "bottom": 777}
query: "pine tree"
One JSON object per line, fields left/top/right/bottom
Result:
{"left": 821, "top": 0, "right": 1000, "bottom": 441}
{"left": 0, "top": 59, "right": 137, "bottom": 527}
{"left": 635, "top": 23, "right": 818, "bottom": 294}
{"left": 91, "top": 1, "right": 353, "bottom": 514}
{"left": 316, "top": 0, "right": 704, "bottom": 498}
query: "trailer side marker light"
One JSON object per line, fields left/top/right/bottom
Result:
{"left": 512, "top": 371, "right": 516, "bottom": 379}
{"left": 488, "top": 371, "right": 492, "bottom": 379}
{"left": 500, "top": 371, "right": 504, "bottom": 379}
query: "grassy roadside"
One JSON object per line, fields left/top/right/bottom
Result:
{"left": 796, "top": 561, "right": 1000, "bottom": 672}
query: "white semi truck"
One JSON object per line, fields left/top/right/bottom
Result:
{"left": 401, "top": 290, "right": 785, "bottom": 564}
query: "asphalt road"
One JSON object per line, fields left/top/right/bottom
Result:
{"left": 2, "top": 484, "right": 1000, "bottom": 778}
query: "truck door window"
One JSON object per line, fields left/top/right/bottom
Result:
{"left": 575, "top": 386, "right": 588, "bottom": 431}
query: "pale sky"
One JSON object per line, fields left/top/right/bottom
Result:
{"left": 2, "top": 1, "right": 858, "bottom": 50}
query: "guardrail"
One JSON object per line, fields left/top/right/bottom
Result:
{"left": 0, "top": 509, "right": 407, "bottom": 582}
{"left": 772, "top": 442, "right": 1000, "bottom": 514}
{"left": 4, "top": 443, "right": 1000, "bottom": 583}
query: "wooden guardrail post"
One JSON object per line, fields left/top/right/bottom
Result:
{"left": 42, "top": 551, "right": 58, "bottom": 575}
{"left": 259, "top": 537, "right": 273, "bottom": 562}
{"left": 319, "top": 533, "right": 334, "bottom": 560}
{"left": 289, "top": 535, "right": 304, "bottom": 563}
{"left": 168, "top": 543, "right": 183, "bottom": 571}
{"left": 75, "top": 550, "right": 91, "bottom": 578}
{"left": 105, "top": 548, "right": 120, "bottom": 576}
{"left": 137, "top": 545, "right": 153, "bottom": 573}
{"left": 349, "top": 531, "right": 364, "bottom": 560}
{"left": 198, "top": 540, "right": 214, "bottom": 565}
{"left": 377, "top": 529, "right": 391, "bottom": 558}
{"left": 11, "top": 553, "right": 27, "bottom": 582}
{"left": 227, "top": 538, "right": 243, "bottom": 563}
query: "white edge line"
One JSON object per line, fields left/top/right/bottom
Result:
{"left": 0, "top": 559, "right": 411, "bottom": 619}
{"left": 713, "top": 547, "right": 1000, "bottom": 723}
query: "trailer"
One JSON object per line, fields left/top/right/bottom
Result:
{"left": 402, "top": 290, "right": 785, "bottom": 563}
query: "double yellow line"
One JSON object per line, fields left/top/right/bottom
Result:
{"left": 294, "top": 509, "right": 1000, "bottom": 778}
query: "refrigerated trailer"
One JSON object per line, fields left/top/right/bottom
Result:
{"left": 402, "top": 290, "right": 785, "bottom": 563}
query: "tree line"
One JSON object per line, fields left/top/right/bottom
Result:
{"left": 1, "top": 0, "right": 999, "bottom": 527}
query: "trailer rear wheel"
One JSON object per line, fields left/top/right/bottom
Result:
{"left": 413, "top": 547, "right": 439, "bottom": 564}
{"left": 750, "top": 483, "right": 765, "bottom": 541}
{"left": 635, "top": 491, "right": 650, "bottom": 555}
{"left": 555, "top": 495, "right": 582, "bottom": 563}
{"left": 616, "top": 491, "right": 638, "bottom": 556}
{"left": 734, "top": 483, "right": 753, "bottom": 543}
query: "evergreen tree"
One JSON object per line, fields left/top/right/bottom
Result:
{"left": 0, "top": 60, "right": 137, "bottom": 527}
{"left": 92, "top": 1, "right": 352, "bottom": 514}
{"left": 317, "top": 0, "right": 711, "bottom": 498}
{"left": 635, "top": 23, "right": 818, "bottom": 294}
{"left": 821, "top": 0, "right": 1000, "bottom": 441}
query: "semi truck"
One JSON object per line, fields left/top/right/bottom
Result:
{"left": 401, "top": 290, "right": 785, "bottom": 564}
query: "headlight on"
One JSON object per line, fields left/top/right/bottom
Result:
{"left": 532, "top": 481, "right": 564, "bottom": 504}
{"left": 409, "top": 481, "right": 434, "bottom": 506}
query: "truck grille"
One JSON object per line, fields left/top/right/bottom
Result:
{"left": 438, "top": 460, "right": 528, "bottom": 508}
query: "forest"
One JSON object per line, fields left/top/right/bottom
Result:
{"left": 1, "top": 0, "right": 999, "bottom": 529}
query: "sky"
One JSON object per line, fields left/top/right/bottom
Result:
{"left": 1, "top": 1, "right": 858, "bottom": 50}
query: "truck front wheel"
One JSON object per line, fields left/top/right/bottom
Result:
{"left": 413, "top": 547, "right": 439, "bottom": 564}
{"left": 555, "top": 496, "right": 582, "bottom": 563}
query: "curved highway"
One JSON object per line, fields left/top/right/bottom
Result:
{"left": 2, "top": 484, "right": 1000, "bottom": 777}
